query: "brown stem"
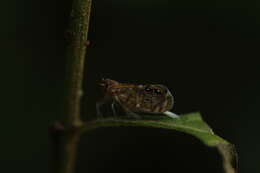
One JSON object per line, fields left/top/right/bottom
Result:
{"left": 50, "top": 0, "right": 92, "bottom": 173}
{"left": 56, "top": 127, "right": 81, "bottom": 173}
{"left": 63, "top": 0, "right": 92, "bottom": 127}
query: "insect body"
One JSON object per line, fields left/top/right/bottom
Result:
{"left": 96, "top": 79, "right": 174, "bottom": 119}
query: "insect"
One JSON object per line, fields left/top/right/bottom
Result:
{"left": 96, "top": 79, "right": 178, "bottom": 119}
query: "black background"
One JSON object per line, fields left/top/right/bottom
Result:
{"left": 5, "top": 0, "right": 260, "bottom": 172}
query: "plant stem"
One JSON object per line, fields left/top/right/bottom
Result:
{"left": 63, "top": 0, "right": 92, "bottom": 127}
{"left": 51, "top": 0, "right": 92, "bottom": 173}
{"left": 56, "top": 129, "right": 81, "bottom": 173}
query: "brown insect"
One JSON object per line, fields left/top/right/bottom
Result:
{"left": 96, "top": 79, "right": 177, "bottom": 119}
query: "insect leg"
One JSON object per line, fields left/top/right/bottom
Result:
{"left": 96, "top": 102, "right": 103, "bottom": 118}
{"left": 96, "top": 98, "right": 107, "bottom": 119}
{"left": 111, "top": 101, "right": 117, "bottom": 118}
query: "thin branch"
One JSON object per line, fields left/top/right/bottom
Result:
{"left": 63, "top": 0, "right": 92, "bottom": 127}
{"left": 51, "top": 0, "right": 92, "bottom": 173}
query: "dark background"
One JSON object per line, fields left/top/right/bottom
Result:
{"left": 5, "top": 0, "right": 260, "bottom": 172}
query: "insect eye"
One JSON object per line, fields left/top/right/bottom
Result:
{"left": 145, "top": 87, "right": 152, "bottom": 92}
{"left": 155, "top": 89, "right": 162, "bottom": 95}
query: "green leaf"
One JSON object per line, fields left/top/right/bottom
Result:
{"left": 81, "top": 112, "right": 238, "bottom": 173}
